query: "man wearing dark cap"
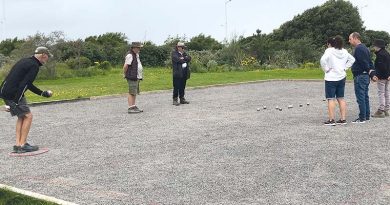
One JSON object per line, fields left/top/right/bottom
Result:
{"left": 123, "top": 42, "right": 144, "bottom": 113}
{"left": 370, "top": 39, "right": 390, "bottom": 118}
{"left": 0, "top": 46, "right": 53, "bottom": 153}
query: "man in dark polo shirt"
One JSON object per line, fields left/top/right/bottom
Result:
{"left": 349, "top": 32, "right": 374, "bottom": 123}
{"left": 0, "top": 47, "right": 53, "bottom": 153}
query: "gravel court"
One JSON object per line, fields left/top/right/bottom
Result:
{"left": 0, "top": 80, "right": 389, "bottom": 205}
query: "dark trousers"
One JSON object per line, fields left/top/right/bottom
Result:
{"left": 354, "top": 74, "right": 370, "bottom": 120}
{"left": 173, "top": 77, "right": 187, "bottom": 99}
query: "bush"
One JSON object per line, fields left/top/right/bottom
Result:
{"left": 36, "top": 61, "right": 57, "bottom": 80}
{"left": 95, "top": 61, "right": 112, "bottom": 70}
{"left": 268, "top": 50, "right": 299, "bottom": 69}
{"left": 206, "top": 60, "right": 218, "bottom": 70}
{"left": 65, "top": 56, "right": 92, "bottom": 69}
{"left": 140, "top": 43, "right": 170, "bottom": 67}
{"left": 54, "top": 63, "right": 75, "bottom": 78}
{"left": 216, "top": 38, "right": 246, "bottom": 66}
{"left": 303, "top": 62, "right": 319, "bottom": 69}
{"left": 0, "top": 63, "right": 12, "bottom": 80}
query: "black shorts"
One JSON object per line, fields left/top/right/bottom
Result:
{"left": 4, "top": 97, "right": 31, "bottom": 117}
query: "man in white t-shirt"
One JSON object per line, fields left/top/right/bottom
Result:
{"left": 123, "top": 42, "right": 143, "bottom": 113}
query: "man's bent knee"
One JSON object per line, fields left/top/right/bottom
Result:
{"left": 23, "top": 112, "right": 33, "bottom": 120}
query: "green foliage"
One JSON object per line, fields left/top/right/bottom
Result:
{"left": 272, "top": 0, "right": 363, "bottom": 47}
{"left": 206, "top": 60, "right": 218, "bottom": 71}
{"left": 52, "top": 63, "right": 75, "bottom": 78}
{"left": 0, "top": 63, "right": 12, "bottom": 80}
{"left": 163, "top": 35, "right": 187, "bottom": 48}
{"left": 268, "top": 50, "right": 299, "bottom": 68}
{"left": 303, "top": 62, "right": 319, "bottom": 69}
{"left": 0, "top": 54, "right": 10, "bottom": 67}
{"left": 85, "top": 32, "right": 128, "bottom": 65}
{"left": 65, "top": 56, "right": 92, "bottom": 69}
{"left": 140, "top": 41, "right": 170, "bottom": 67}
{"left": 186, "top": 33, "right": 223, "bottom": 51}
{"left": 363, "top": 30, "right": 390, "bottom": 47}
{"left": 216, "top": 37, "right": 246, "bottom": 66}
{"left": 3, "top": 67, "right": 325, "bottom": 105}
{"left": 0, "top": 188, "right": 58, "bottom": 205}
{"left": 284, "top": 38, "right": 323, "bottom": 63}
{"left": 0, "top": 38, "right": 24, "bottom": 56}
{"left": 37, "top": 61, "right": 57, "bottom": 79}
{"left": 240, "top": 32, "right": 273, "bottom": 65}
{"left": 95, "top": 61, "right": 112, "bottom": 70}
{"left": 0, "top": 0, "right": 386, "bottom": 76}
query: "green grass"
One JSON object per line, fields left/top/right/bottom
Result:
{"left": 1, "top": 67, "right": 349, "bottom": 105}
{"left": 0, "top": 188, "right": 58, "bottom": 205}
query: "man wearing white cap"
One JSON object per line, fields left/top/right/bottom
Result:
{"left": 171, "top": 42, "right": 191, "bottom": 105}
{"left": 0, "top": 46, "right": 53, "bottom": 153}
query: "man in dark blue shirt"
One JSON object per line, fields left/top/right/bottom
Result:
{"left": 348, "top": 32, "right": 373, "bottom": 123}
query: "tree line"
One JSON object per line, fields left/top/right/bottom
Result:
{"left": 0, "top": 0, "right": 389, "bottom": 79}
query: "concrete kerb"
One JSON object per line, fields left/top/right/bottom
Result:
{"left": 26, "top": 79, "right": 325, "bottom": 106}
{"left": 0, "top": 184, "right": 78, "bottom": 205}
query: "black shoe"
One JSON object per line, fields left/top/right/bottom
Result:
{"left": 180, "top": 98, "right": 190, "bottom": 104}
{"left": 336, "top": 119, "right": 347, "bottom": 125}
{"left": 173, "top": 98, "right": 180, "bottom": 106}
{"left": 324, "top": 119, "right": 336, "bottom": 126}
{"left": 12, "top": 146, "right": 26, "bottom": 153}
{"left": 128, "top": 106, "right": 142, "bottom": 114}
{"left": 21, "top": 143, "right": 39, "bottom": 152}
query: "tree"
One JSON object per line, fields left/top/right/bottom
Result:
{"left": 85, "top": 32, "right": 128, "bottom": 65}
{"left": 162, "top": 35, "right": 187, "bottom": 50}
{"left": 271, "top": 0, "right": 364, "bottom": 47}
{"left": 0, "top": 38, "right": 24, "bottom": 56}
{"left": 140, "top": 41, "right": 170, "bottom": 67}
{"left": 363, "top": 30, "right": 390, "bottom": 47}
{"left": 186, "top": 34, "right": 222, "bottom": 51}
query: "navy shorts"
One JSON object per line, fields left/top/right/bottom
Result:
{"left": 325, "top": 78, "right": 346, "bottom": 99}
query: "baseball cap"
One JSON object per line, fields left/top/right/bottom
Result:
{"left": 34, "top": 47, "right": 53, "bottom": 57}
{"left": 176, "top": 42, "right": 186, "bottom": 47}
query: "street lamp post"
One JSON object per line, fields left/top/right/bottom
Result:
{"left": 225, "top": 0, "right": 232, "bottom": 42}
{"left": 359, "top": 4, "right": 368, "bottom": 16}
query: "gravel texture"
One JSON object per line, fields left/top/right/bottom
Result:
{"left": 1, "top": 80, "right": 389, "bottom": 205}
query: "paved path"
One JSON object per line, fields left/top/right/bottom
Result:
{"left": 1, "top": 81, "right": 389, "bottom": 205}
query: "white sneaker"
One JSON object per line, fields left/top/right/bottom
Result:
{"left": 351, "top": 118, "right": 365, "bottom": 124}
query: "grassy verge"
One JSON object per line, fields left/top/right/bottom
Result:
{"left": 0, "top": 188, "right": 58, "bottom": 205}
{"left": 1, "top": 67, "right": 347, "bottom": 105}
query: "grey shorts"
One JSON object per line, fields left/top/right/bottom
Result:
{"left": 4, "top": 97, "right": 31, "bottom": 117}
{"left": 127, "top": 79, "right": 140, "bottom": 95}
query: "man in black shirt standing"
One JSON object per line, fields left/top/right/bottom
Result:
{"left": 0, "top": 47, "right": 53, "bottom": 153}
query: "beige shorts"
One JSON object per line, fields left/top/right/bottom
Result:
{"left": 127, "top": 79, "right": 140, "bottom": 95}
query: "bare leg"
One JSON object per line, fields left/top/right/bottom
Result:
{"left": 128, "top": 94, "right": 136, "bottom": 107}
{"left": 328, "top": 99, "right": 336, "bottom": 120}
{"left": 337, "top": 98, "right": 347, "bottom": 120}
{"left": 15, "top": 117, "right": 23, "bottom": 146}
{"left": 20, "top": 113, "right": 33, "bottom": 145}
{"left": 15, "top": 112, "right": 33, "bottom": 146}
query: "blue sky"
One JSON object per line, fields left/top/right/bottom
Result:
{"left": 0, "top": 0, "right": 388, "bottom": 45}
